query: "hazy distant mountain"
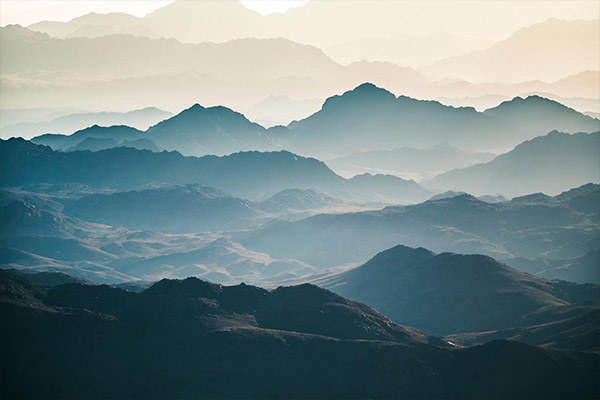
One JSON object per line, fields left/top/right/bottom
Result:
{"left": 426, "top": 131, "right": 600, "bottom": 197}
{"left": 1, "top": 25, "right": 341, "bottom": 81}
{"left": 3, "top": 269, "right": 598, "bottom": 399}
{"left": 119, "top": 237, "right": 316, "bottom": 283}
{"left": 423, "top": 70, "right": 600, "bottom": 108}
{"left": 242, "top": 96, "right": 323, "bottom": 127}
{"left": 276, "top": 83, "right": 599, "bottom": 156}
{"left": 426, "top": 18, "right": 600, "bottom": 83}
{"left": 324, "top": 31, "right": 491, "bottom": 66}
{"left": 240, "top": 185, "right": 600, "bottom": 270}
{"left": 65, "top": 185, "right": 265, "bottom": 232}
{"left": 315, "top": 245, "right": 599, "bottom": 337}
{"left": 0, "top": 107, "right": 172, "bottom": 140}
{"left": 2, "top": 25, "right": 428, "bottom": 112}
{"left": 145, "top": 104, "right": 277, "bottom": 156}
{"left": 446, "top": 304, "right": 600, "bottom": 352}
{"left": 258, "top": 189, "right": 344, "bottom": 213}
{"left": 328, "top": 144, "right": 495, "bottom": 179}
{"left": 28, "top": 12, "right": 153, "bottom": 39}
{"left": 509, "top": 249, "right": 600, "bottom": 285}
{"left": 347, "top": 173, "right": 432, "bottom": 203}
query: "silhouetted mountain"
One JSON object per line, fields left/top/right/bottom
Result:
{"left": 146, "top": 104, "right": 277, "bottom": 156}
{"left": 426, "top": 131, "right": 600, "bottom": 197}
{"left": 1, "top": 107, "right": 171, "bottom": 140}
{"left": 276, "top": 83, "right": 599, "bottom": 156}
{"left": 240, "top": 185, "right": 600, "bottom": 271}
{"left": 328, "top": 143, "right": 495, "bottom": 179}
{"left": 2, "top": 269, "right": 598, "bottom": 399}
{"left": 65, "top": 184, "right": 265, "bottom": 232}
{"left": 314, "top": 245, "right": 599, "bottom": 337}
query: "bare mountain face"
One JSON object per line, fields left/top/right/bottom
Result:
{"left": 425, "top": 131, "right": 600, "bottom": 197}
{"left": 314, "top": 245, "right": 600, "bottom": 339}
{"left": 2, "top": 269, "right": 599, "bottom": 399}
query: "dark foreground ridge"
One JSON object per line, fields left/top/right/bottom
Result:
{"left": 1, "top": 269, "right": 598, "bottom": 399}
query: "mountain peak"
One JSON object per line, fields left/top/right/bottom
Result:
{"left": 320, "top": 82, "right": 396, "bottom": 111}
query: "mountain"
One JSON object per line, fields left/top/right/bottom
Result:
{"left": 1, "top": 138, "right": 431, "bottom": 202}
{"left": 2, "top": 269, "right": 599, "bottom": 399}
{"left": 426, "top": 18, "right": 600, "bottom": 83}
{"left": 446, "top": 304, "right": 600, "bottom": 352}
{"left": 258, "top": 189, "right": 344, "bottom": 213}
{"left": 1, "top": 25, "right": 341, "bottom": 80}
{"left": 242, "top": 96, "right": 323, "bottom": 127}
{"left": 0, "top": 107, "right": 172, "bottom": 140}
{"left": 275, "top": 83, "right": 599, "bottom": 156}
{"left": 7, "top": 269, "right": 91, "bottom": 286}
{"left": 425, "top": 131, "right": 600, "bottom": 197}
{"left": 314, "top": 245, "right": 600, "bottom": 337}
{"left": 28, "top": 12, "right": 151, "bottom": 39}
{"left": 66, "top": 137, "right": 160, "bottom": 152}
{"left": 117, "top": 237, "right": 316, "bottom": 284}
{"left": 239, "top": 184, "right": 600, "bottom": 271}
{"left": 145, "top": 104, "right": 277, "bottom": 156}
{"left": 509, "top": 249, "right": 600, "bottom": 285}
{"left": 347, "top": 173, "right": 433, "bottom": 203}
{"left": 64, "top": 184, "right": 265, "bottom": 232}
{"left": 328, "top": 144, "right": 495, "bottom": 179}
{"left": 31, "top": 125, "right": 145, "bottom": 151}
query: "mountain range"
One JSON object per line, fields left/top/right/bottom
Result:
{"left": 277, "top": 83, "right": 599, "bottom": 156}
{"left": 314, "top": 245, "right": 600, "bottom": 339}
{"left": 426, "top": 18, "right": 599, "bottom": 83}
{"left": 0, "top": 138, "right": 432, "bottom": 203}
{"left": 240, "top": 184, "right": 600, "bottom": 279}
{"left": 2, "top": 269, "right": 599, "bottom": 399}
{"left": 327, "top": 144, "right": 495, "bottom": 180}
{"left": 26, "top": 82, "right": 598, "bottom": 160}
{"left": 3, "top": 19, "right": 598, "bottom": 114}
{"left": 0, "top": 107, "right": 171, "bottom": 140}
{"left": 425, "top": 131, "right": 600, "bottom": 196}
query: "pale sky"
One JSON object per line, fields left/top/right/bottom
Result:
{"left": 0, "top": 0, "right": 309, "bottom": 26}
